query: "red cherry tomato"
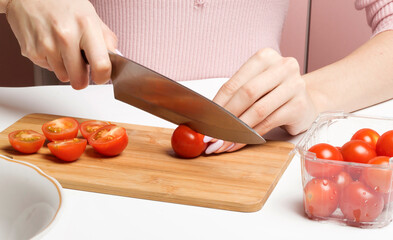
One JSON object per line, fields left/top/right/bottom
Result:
{"left": 80, "top": 120, "right": 111, "bottom": 139}
{"left": 351, "top": 128, "right": 380, "bottom": 149}
{"left": 339, "top": 181, "right": 384, "bottom": 223}
{"left": 171, "top": 125, "right": 207, "bottom": 159}
{"left": 331, "top": 171, "right": 352, "bottom": 193}
{"left": 305, "top": 143, "right": 344, "bottom": 178}
{"left": 376, "top": 130, "right": 393, "bottom": 157}
{"left": 362, "top": 156, "right": 393, "bottom": 193}
{"left": 8, "top": 130, "right": 45, "bottom": 154}
{"left": 303, "top": 178, "right": 339, "bottom": 218}
{"left": 48, "top": 138, "right": 87, "bottom": 162}
{"left": 341, "top": 140, "right": 377, "bottom": 164}
{"left": 88, "top": 125, "right": 128, "bottom": 156}
{"left": 42, "top": 117, "right": 79, "bottom": 141}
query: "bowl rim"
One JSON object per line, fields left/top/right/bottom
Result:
{"left": 0, "top": 154, "right": 64, "bottom": 239}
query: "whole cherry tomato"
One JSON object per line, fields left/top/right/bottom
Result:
{"left": 42, "top": 117, "right": 79, "bottom": 141}
{"left": 89, "top": 125, "right": 128, "bottom": 156}
{"left": 303, "top": 178, "right": 339, "bottom": 218}
{"left": 8, "top": 130, "right": 45, "bottom": 154}
{"left": 362, "top": 156, "right": 393, "bottom": 193}
{"left": 305, "top": 143, "right": 344, "bottom": 178}
{"left": 48, "top": 138, "right": 87, "bottom": 162}
{"left": 376, "top": 130, "right": 393, "bottom": 157}
{"left": 341, "top": 140, "right": 377, "bottom": 164}
{"left": 331, "top": 171, "right": 352, "bottom": 194}
{"left": 171, "top": 125, "right": 207, "bottom": 158}
{"left": 351, "top": 128, "right": 380, "bottom": 149}
{"left": 339, "top": 181, "right": 384, "bottom": 223}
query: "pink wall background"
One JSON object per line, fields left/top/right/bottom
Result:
{"left": 307, "top": 0, "right": 371, "bottom": 72}
{"left": 0, "top": 0, "right": 374, "bottom": 87}
{"left": 280, "top": 0, "right": 309, "bottom": 74}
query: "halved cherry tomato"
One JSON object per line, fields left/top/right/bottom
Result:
{"left": 48, "top": 138, "right": 87, "bottom": 162}
{"left": 8, "top": 130, "right": 45, "bottom": 154}
{"left": 80, "top": 120, "right": 111, "bottom": 139}
{"left": 339, "top": 181, "right": 384, "bottom": 223}
{"left": 305, "top": 143, "right": 344, "bottom": 179}
{"left": 88, "top": 125, "right": 128, "bottom": 156}
{"left": 171, "top": 125, "right": 207, "bottom": 159}
{"left": 362, "top": 156, "right": 393, "bottom": 193}
{"left": 351, "top": 128, "right": 380, "bottom": 150}
{"left": 42, "top": 117, "right": 79, "bottom": 141}
{"left": 341, "top": 140, "right": 377, "bottom": 164}
{"left": 376, "top": 130, "right": 393, "bottom": 157}
{"left": 303, "top": 178, "right": 339, "bottom": 218}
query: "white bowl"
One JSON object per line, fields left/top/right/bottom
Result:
{"left": 0, "top": 155, "right": 63, "bottom": 240}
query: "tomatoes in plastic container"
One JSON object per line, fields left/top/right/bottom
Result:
{"left": 303, "top": 178, "right": 339, "bottom": 218}
{"left": 306, "top": 143, "right": 344, "bottom": 179}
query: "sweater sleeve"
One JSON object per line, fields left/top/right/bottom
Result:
{"left": 355, "top": 0, "right": 393, "bottom": 37}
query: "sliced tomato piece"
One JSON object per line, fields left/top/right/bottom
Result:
{"left": 42, "top": 117, "right": 79, "bottom": 141}
{"left": 88, "top": 125, "right": 128, "bottom": 156}
{"left": 8, "top": 130, "right": 45, "bottom": 154}
{"left": 80, "top": 120, "right": 112, "bottom": 139}
{"left": 48, "top": 138, "right": 87, "bottom": 162}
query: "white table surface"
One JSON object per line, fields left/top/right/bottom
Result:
{"left": 1, "top": 78, "right": 392, "bottom": 240}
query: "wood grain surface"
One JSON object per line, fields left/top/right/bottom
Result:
{"left": 0, "top": 113, "right": 295, "bottom": 212}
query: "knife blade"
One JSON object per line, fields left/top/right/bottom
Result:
{"left": 109, "top": 52, "right": 265, "bottom": 144}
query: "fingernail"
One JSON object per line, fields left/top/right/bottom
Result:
{"left": 205, "top": 140, "right": 224, "bottom": 154}
{"left": 223, "top": 143, "right": 235, "bottom": 152}
{"left": 115, "top": 49, "right": 124, "bottom": 56}
{"left": 203, "top": 136, "right": 213, "bottom": 143}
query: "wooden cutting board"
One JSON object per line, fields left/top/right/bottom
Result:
{"left": 0, "top": 113, "right": 295, "bottom": 212}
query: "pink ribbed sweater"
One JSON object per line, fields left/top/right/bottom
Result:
{"left": 90, "top": 0, "right": 393, "bottom": 81}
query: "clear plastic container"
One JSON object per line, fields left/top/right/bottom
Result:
{"left": 296, "top": 112, "right": 393, "bottom": 228}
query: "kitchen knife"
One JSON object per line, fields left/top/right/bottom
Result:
{"left": 107, "top": 52, "right": 265, "bottom": 144}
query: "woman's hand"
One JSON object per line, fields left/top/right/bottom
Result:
{"left": 6, "top": 0, "right": 117, "bottom": 89}
{"left": 205, "top": 48, "right": 319, "bottom": 154}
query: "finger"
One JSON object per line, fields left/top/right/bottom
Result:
{"left": 237, "top": 80, "right": 296, "bottom": 129}
{"left": 222, "top": 60, "right": 291, "bottom": 117}
{"left": 226, "top": 143, "right": 246, "bottom": 153}
{"left": 80, "top": 22, "right": 111, "bottom": 85}
{"left": 33, "top": 59, "right": 52, "bottom": 71}
{"left": 203, "top": 136, "right": 214, "bottom": 143}
{"left": 252, "top": 101, "right": 298, "bottom": 138}
{"left": 101, "top": 22, "right": 118, "bottom": 52}
{"left": 60, "top": 42, "right": 89, "bottom": 89}
{"left": 47, "top": 56, "right": 69, "bottom": 82}
{"left": 205, "top": 140, "right": 224, "bottom": 154}
{"left": 215, "top": 141, "right": 235, "bottom": 153}
{"left": 213, "top": 48, "right": 281, "bottom": 106}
